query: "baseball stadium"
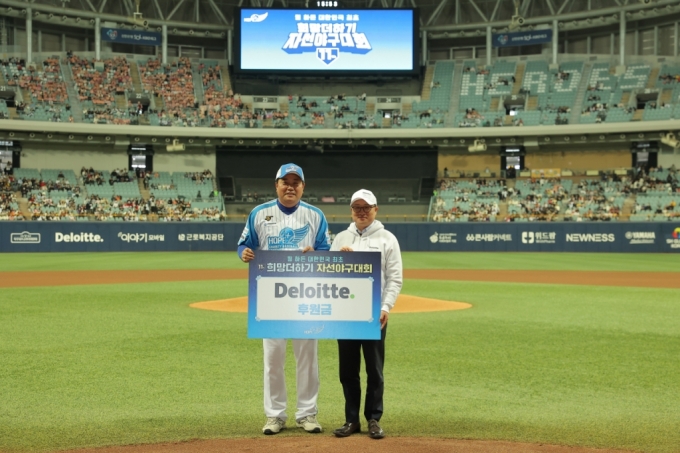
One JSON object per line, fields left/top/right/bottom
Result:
{"left": 1, "top": 0, "right": 679, "bottom": 452}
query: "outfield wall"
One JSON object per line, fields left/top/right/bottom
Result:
{"left": 2, "top": 222, "right": 679, "bottom": 253}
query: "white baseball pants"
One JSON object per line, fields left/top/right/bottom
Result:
{"left": 263, "top": 338, "right": 319, "bottom": 421}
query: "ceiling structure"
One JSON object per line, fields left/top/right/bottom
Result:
{"left": 3, "top": 0, "right": 680, "bottom": 32}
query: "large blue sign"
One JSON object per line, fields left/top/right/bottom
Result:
{"left": 237, "top": 8, "right": 416, "bottom": 71}
{"left": 101, "top": 27, "right": 162, "bottom": 46}
{"left": 493, "top": 29, "right": 553, "bottom": 48}
{"left": 247, "top": 251, "right": 382, "bottom": 340}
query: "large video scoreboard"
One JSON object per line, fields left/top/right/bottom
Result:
{"left": 235, "top": 8, "right": 419, "bottom": 74}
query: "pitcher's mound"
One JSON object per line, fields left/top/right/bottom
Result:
{"left": 190, "top": 295, "right": 471, "bottom": 313}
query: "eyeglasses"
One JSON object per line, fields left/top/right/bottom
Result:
{"left": 277, "top": 180, "right": 303, "bottom": 188}
{"left": 351, "top": 205, "right": 375, "bottom": 213}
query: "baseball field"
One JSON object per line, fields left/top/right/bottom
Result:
{"left": 1, "top": 252, "right": 679, "bottom": 453}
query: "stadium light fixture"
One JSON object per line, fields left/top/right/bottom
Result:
{"left": 508, "top": 0, "right": 524, "bottom": 31}
{"left": 166, "top": 139, "right": 185, "bottom": 152}
{"left": 468, "top": 139, "right": 486, "bottom": 153}
{"left": 661, "top": 132, "right": 680, "bottom": 149}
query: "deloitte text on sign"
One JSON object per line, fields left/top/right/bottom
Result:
{"left": 248, "top": 250, "right": 382, "bottom": 339}
{"left": 257, "top": 278, "right": 373, "bottom": 321}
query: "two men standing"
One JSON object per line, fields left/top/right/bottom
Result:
{"left": 238, "top": 164, "right": 402, "bottom": 439}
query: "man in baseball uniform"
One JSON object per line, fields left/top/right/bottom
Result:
{"left": 330, "top": 189, "right": 403, "bottom": 439}
{"left": 238, "top": 163, "right": 330, "bottom": 435}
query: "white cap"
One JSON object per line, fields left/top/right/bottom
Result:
{"left": 350, "top": 189, "right": 377, "bottom": 206}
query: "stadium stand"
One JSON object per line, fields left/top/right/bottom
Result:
{"left": 428, "top": 167, "right": 680, "bottom": 223}
{"left": 3, "top": 53, "right": 680, "bottom": 129}
{"left": 0, "top": 174, "right": 23, "bottom": 220}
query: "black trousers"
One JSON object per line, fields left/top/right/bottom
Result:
{"left": 337, "top": 323, "right": 387, "bottom": 424}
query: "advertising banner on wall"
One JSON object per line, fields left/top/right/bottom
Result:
{"left": 0, "top": 222, "right": 241, "bottom": 253}
{"left": 101, "top": 27, "right": 162, "bottom": 46}
{"left": 247, "top": 251, "right": 382, "bottom": 339}
{"left": 1, "top": 222, "right": 678, "bottom": 253}
{"left": 493, "top": 29, "right": 553, "bottom": 48}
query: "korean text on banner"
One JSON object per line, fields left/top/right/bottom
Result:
{"left": 247, "top": 250, "right": 382, "bottom": 340}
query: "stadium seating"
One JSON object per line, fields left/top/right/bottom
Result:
{"left": 2, "top": 53, "right": 680, "bottom": 128}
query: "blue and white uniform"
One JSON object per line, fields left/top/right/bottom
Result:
{"left": 237, "top": 200, "right": 330, "bottom": 256}
{"left": 238, "top": 198, "right": 330, "bottom": 423}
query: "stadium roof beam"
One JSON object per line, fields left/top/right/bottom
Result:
{"left": 557, "top": 0, "right": 570, "bottom": 15}
{"left": 545, "top": 0, "right": 555, "bottom": 15}
{"left": 206, "top": 0, "right": 228, "bottom": 26}
{"left": 121, "top": 0, "right": 134, "bottom": 17}
{"left": 490, "top": 0, "right": 502, "bottom": 21}
{"left": 520, "top": 0, "right": 531, "bottom": 17}
{"left": 424, "top": 0, "right": 679, "bottom": 32}
{"left": 166, "top": 0, "right": 186, "bottom": 21}
{"left": 467, "top": 0, "right": 488, "bottom": 22}
{"left": 195, "top": 0, "right": 199, "bottom": 22}
{"left": 426, "top": 0, "right": 448, "bottom": 27}
{"left": 151, "top": 0, "right": 165, "bottom": 20}
{"left": 98, "top": 0, "right": 107, "bottom": 13}
{"left": 80, "top": 0, "right": 97, "bottom": 12}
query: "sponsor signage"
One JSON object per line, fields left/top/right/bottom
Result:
{"left": 10, "top": 231, "right": 40, "bottom": 244}
{"left": 493, "top": 29, "right": 553, "bottom": 48}
{"left": 1, "top": 222, "right": 678, "bottom": 253}
{"left": 521, "top": 231, "right": 556, "bottom": 244}
{"left": 666, "top": 227, "right": 680, "bottom": 249}
{"left": 118, "top": 232, "right": 165, "bottom": 243}
{"left": 248, "top": 250, "right": 382, "bottom": 339}
{"left": 625, "top": 231, "right": 655, "bottom": 245}
{"left": 55, "top": 232, "right": 104, "bottom": 243}
{"left": 101, "top": 27, "right": 162, "bottom": 46}
{"left": 429, "top": 232, "right": 457, "bottom": 244}
{"left": 565, "top": 233, "right": 615, "bottom": 243}
{"left": 466, "top": 233, "right": 512, "bottom": 242}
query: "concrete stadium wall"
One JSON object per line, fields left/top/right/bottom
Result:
{"left": 658, "top": 154, "right": 680, "bottom": 169}
{"left": 2, "top": 221, "right": 679, "bottom": 253}
{"left": 19, "top": 144, "right": 216, "bottom": 175}
{"left": 438, "top": 149, "right": 632, "bottom": 174}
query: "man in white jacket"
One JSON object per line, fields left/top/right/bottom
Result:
{"left": 330, "top": 189, "right": 403, "bottom": 440}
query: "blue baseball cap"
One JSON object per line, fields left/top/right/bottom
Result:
{"left": 275, "top": 163, "right": 305, "bottom": 182}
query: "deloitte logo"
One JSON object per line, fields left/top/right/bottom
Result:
{"left": 55, "top": 232, "right": 104, "bottom": 243}
{"left": 275, "top": 282, "right": 352, "bottom": 299}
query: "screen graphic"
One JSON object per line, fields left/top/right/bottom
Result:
{"left": 237, "top": 8, "right": 416, "bottom": 72}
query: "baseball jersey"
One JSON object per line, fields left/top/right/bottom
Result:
{"left": 237, "top": 200, "right": 331, "bottom": 254}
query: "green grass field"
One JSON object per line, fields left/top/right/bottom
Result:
{"left": 1, "top": 253, "right": 679, "bottom": 453}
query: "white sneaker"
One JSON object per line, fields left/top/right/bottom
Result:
{"left": 263, "top": 417, "right": 286, "bottom": 435}
{"left": 296, "top": 415, "right": 323, "bottom": 433}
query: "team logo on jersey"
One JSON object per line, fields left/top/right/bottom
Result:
{"left": 268, "top": 224, "right": 310, "bottom": 250}
{"left": 265, "top": 216, "right": 273, "bottom": 221}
